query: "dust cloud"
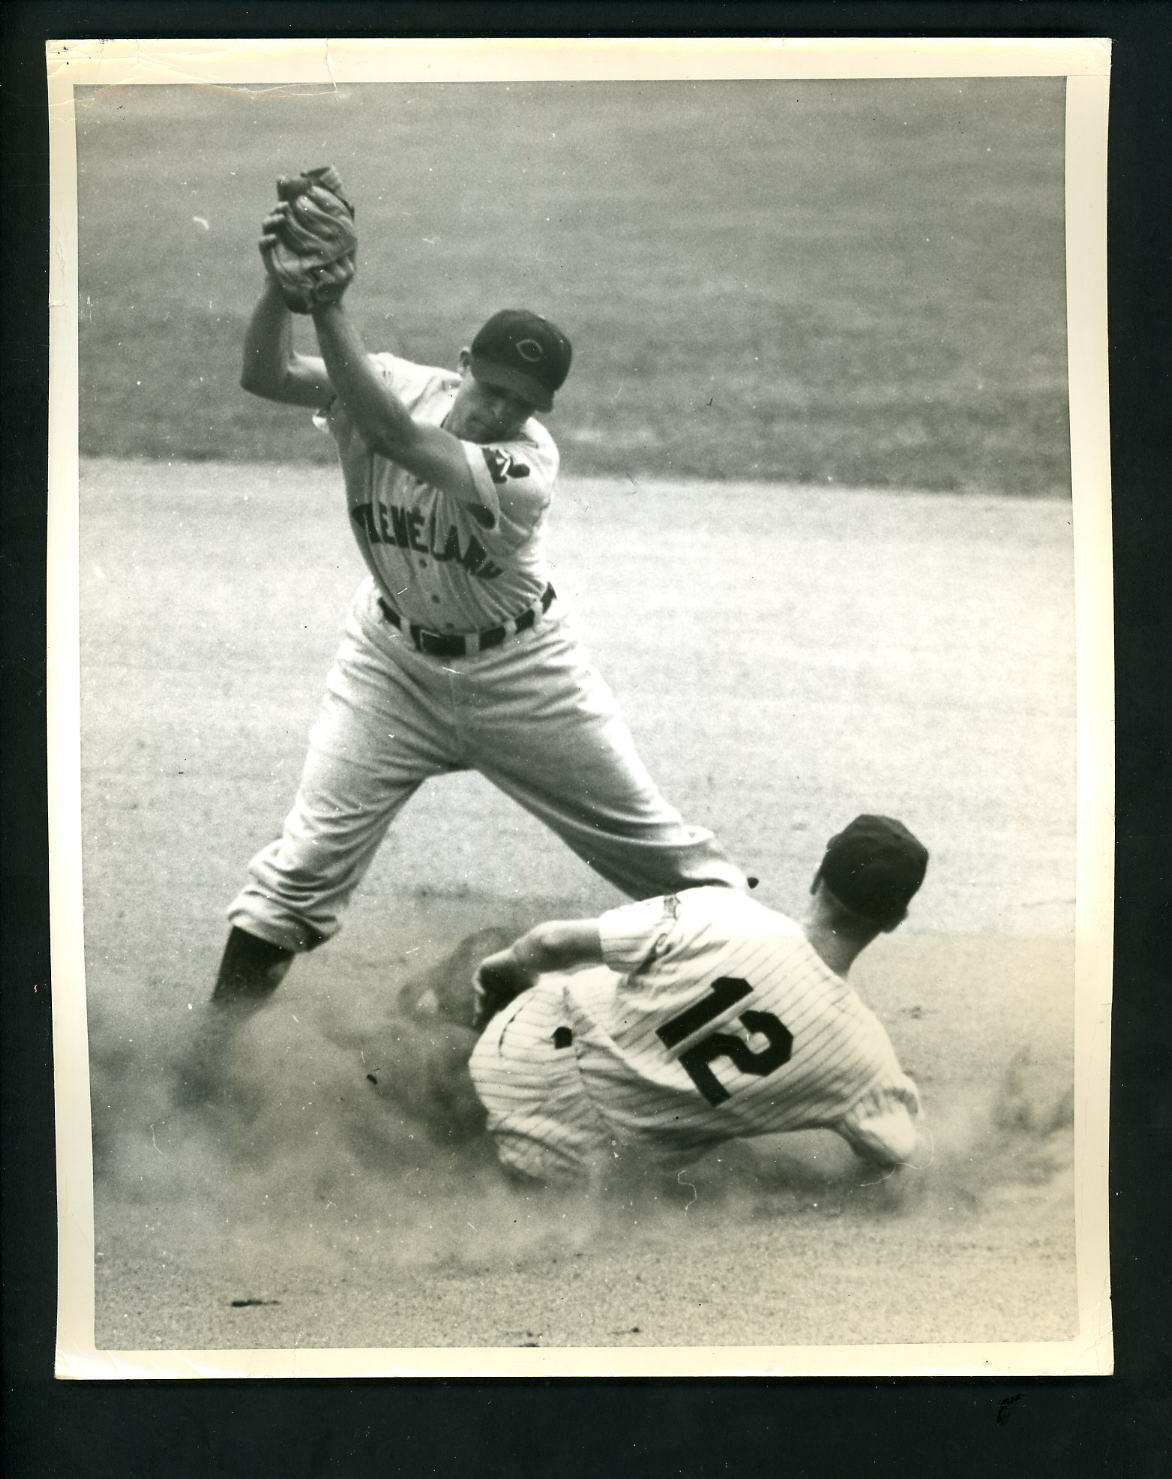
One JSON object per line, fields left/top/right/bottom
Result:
{"left": 88, "top": 948, "right": 652, "bottom": 1303}
{"left": 87, "top": 961, "right": 1075, "bottom": 1306}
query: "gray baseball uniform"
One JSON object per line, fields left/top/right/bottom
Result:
{"left": 228, "top": 352, "right": 745, "bottom": 952}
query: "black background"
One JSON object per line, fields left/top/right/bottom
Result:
{"left": 3, "top": 3, "right": 1169, "bottom": 1475}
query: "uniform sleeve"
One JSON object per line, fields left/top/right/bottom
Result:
{"left": 312, "top": 352, "right": 444, "bottom": 439}
{"left": 458, "top": 427, "right": 558, "bottom": 550}
{"left": 371, "top": 351, "right": 446, "bottom": 403}
{"left": 597, "top": 895, "right": 681, "bottom": 977}
{"left": 834, "top": 1074, "right": 923, "bottom": 1168}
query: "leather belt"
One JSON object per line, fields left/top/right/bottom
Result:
{"left": 377, "top": 584, "right": 556, "bottom": 659}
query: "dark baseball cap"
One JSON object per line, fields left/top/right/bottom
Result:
{"left": 818, "top": 815, "right": 929, "bottom": 927}
{"left": 470, "top": 309, "right": 572, "bottom": 412}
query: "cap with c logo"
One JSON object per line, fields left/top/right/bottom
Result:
{"left": 470, "top": 309, "right": 573, "bottom": 412}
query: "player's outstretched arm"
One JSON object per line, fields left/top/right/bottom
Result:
{"left": 474, "top": 919, "right": 602, "bottom": 1028}
{"left": 240, "top": 280, "right": 333, "bottom": 407}
{"left": 310, "top": 301, "right": 482, "bottom": 501}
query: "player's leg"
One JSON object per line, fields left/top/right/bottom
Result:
{"left": 185, "top": 732, "right": 428, "bottom": 1105}
{"left": 213, "top": 926, "right": 299, "bottom": 1008}
{"left": 469, "top": 983, "right": 615, "bottom": 1186}
{"left": 217, "top": 743, "right": 425, "bottom": 996}
{"left": 468, "top": 624, "right": 747, "bottom": 899}
{"left": 214, "top": 591, "right": 459, "bottom": 1004}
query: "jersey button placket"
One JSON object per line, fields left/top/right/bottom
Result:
{"left": 447, "top": 659, "right": 475, "bottom": 764}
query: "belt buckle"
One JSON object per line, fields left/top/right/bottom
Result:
{"left": 432, "top": 629, "right": 467, "bottom": 658}
{"left": 400, "top": 585, "right": 555, "bottom": 659}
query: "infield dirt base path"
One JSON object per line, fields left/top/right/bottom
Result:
{"left": 70, "top": 461, "right": 1083, "bottom": 1366}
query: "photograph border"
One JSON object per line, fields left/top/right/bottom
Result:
{"left": 46, "top": 33, "right": 1111, "bottom": 1381}
{"left": 5, "top": 1, "right": 1170, "bottom": 1474}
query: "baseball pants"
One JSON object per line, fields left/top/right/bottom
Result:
{"left": 469, "top": 981, "right": 615, "bottom": 1185}
{"left": 228, "top": 580, "right": 745, "bottom": 951}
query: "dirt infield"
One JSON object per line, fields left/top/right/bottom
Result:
{"left": 74, "top": 458, "right": 1080, "bottom": 1362}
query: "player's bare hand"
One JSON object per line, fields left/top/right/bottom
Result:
{"left": 307, "top": 252, "right": 356, "bottom": 309}
{"left": 258, "top": 238, "right": 312, "bottom": 312}
{"left": 472, "top": 950, "right": 536, "bottom": 1030}
{"left": 259, "top": 204, "right": 292, "bottom": 253}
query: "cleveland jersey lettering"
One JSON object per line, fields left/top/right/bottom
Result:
{"left": 349, "top": 502, "right": 504, "bottom": 580}
{"left": 319, "top": 352, "right": 557, "bottom": 630}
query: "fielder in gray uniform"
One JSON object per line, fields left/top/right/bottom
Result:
{"left": 364, "top": 815, "right": 931, "bottom": 1187}
{"left": 213, "top": 193, "right": 746, "bottom": 1008}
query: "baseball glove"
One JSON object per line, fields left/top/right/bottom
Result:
{"left": 261, "top": 165, "right": 358, "bottom": 313}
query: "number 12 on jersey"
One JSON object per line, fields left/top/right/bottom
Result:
{"left": 656, "top": 976, "right": 793, "bottom": 1107}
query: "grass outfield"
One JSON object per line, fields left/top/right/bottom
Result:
{"left": 76, "top": 79, "right": 1069, "bottom": 494}
{"left": 80, "top": 458, "right": 1078, "bottom": 1357}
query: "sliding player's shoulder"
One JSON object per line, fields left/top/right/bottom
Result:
{"left": 674, "top": 885, "right": 785, "bottom": 931}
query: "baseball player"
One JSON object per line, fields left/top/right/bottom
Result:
{"left": 212, "top": 171, "right": 746, "bottom": 1010}
{"left": 373, "top": 815, "right": 931, "bottom": 1187}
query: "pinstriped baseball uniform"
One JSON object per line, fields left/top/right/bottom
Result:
{"left": 470, "top": 886, "right": 921, "bottom": 1184}
{"left": 228, "top": 353, "right": 745, "bottom": 953}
